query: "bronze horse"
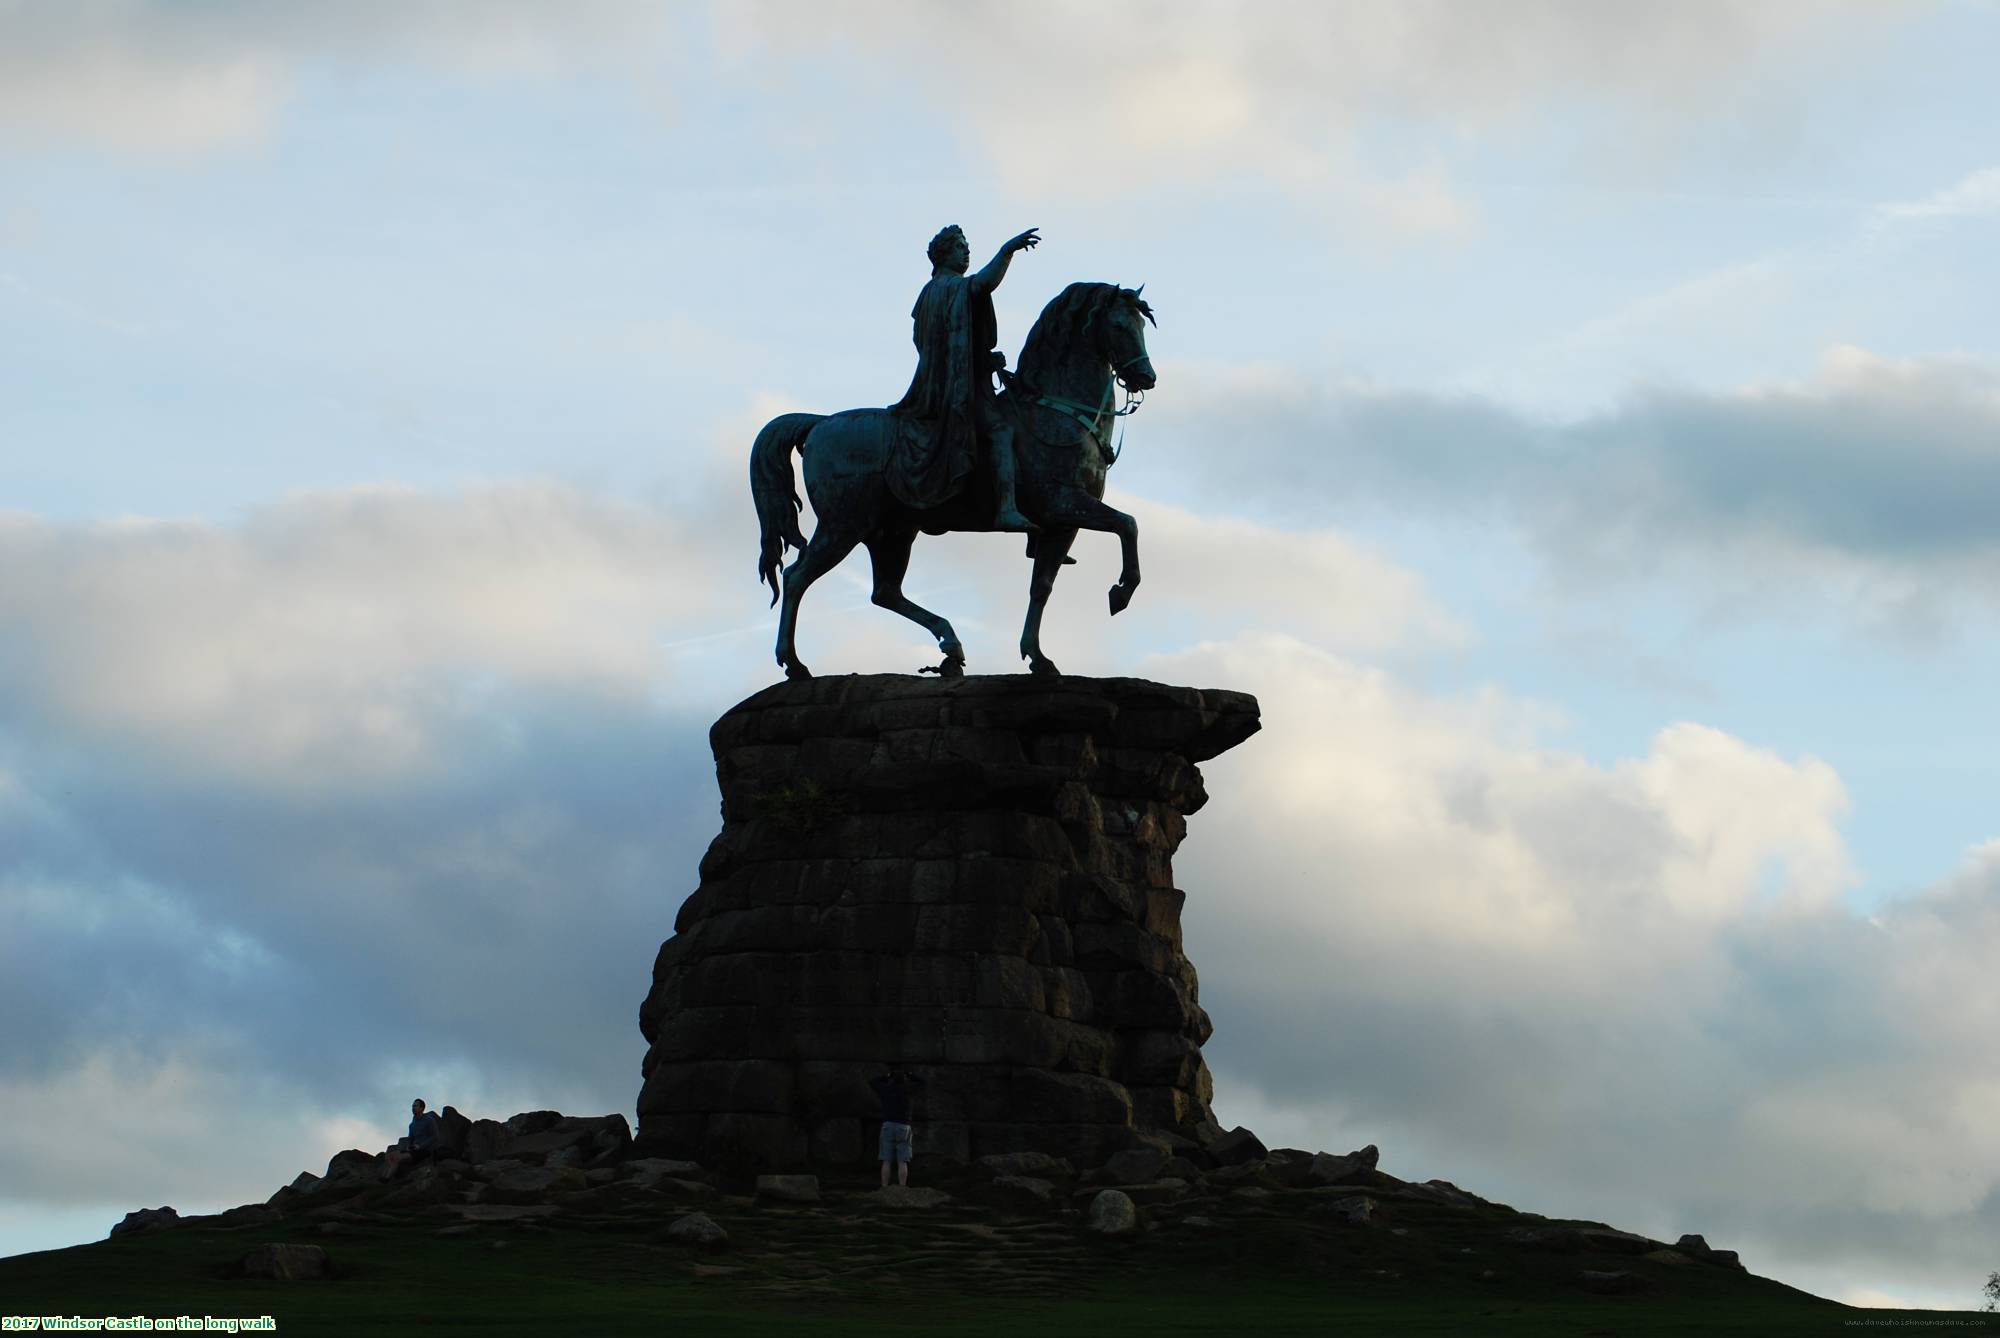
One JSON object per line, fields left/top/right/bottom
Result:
{"left": 751, "top": 282, "right": 1157, "bottom": 679}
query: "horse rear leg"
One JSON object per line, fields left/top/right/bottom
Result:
{"left": 775, "top": 526, "right": 862, "bottom": 679}
{"left": 1019, "top": 526, "right": 1079, "bottom": 676}
{"left": 865, "top": 527, "right": 966, "bottom": 676}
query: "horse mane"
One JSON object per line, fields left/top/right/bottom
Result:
{"left": 1015, "top": 282, "right": 1154, "bottom": 387}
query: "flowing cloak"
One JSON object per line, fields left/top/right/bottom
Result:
{"left": 886, "top": 269, "right": 998, "bottom": 510}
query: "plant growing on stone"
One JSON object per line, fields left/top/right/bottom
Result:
{"left": 1983, "top": 1270, "right": 1999, "bottom": 1311}
{"left": 751, "top": 776, "right": 849, "bottom": 832}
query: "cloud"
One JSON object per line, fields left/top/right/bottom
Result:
{"left": 0, "top": 0, "right": 674, "bottom": 155}
{"left": 1159, "top": 632, "right": 2000, "bottom": 1300}
{"left": 724, "top": 0, "right": 1909, "bottom": 226}
{"left": 1467, "top": 162, "right": 2000, "bottom": 414}
{"left": 1874, "top": 165, "right": 2000, "bottom": 224}
{"left": 1145, "top": 344, "right": 2000, "bottom": 629}
{"left": 0, "top": 483, "right": 741, "bottom": 786}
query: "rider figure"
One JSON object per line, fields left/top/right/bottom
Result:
{"left": 889, "top": 224, "right": 1039, "bottom": 532}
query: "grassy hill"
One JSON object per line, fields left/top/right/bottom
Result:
{"left": 5, "top": 1153, "right": 1981, "bottom": 1336}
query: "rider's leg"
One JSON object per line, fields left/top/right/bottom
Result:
{"left": 988, "top": 416, "right": 1037, "bottom": 533}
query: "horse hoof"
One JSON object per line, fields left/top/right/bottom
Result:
{"left": 1028, "top": 657, "right": 1061, "bottom": 677}
{"left": 1108, "top": 584, "right": 1134, "bottom": 615}
{"left": 785, "top": 662, "right": 813, "bottom": 681}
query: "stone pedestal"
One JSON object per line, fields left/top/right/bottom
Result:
{"left": 637, "top": 674, "right": 1259, "bottom": 1169}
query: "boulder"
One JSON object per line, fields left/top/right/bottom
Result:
{"left": 269, "top": 1172, "right": 320, "bottom": 1204}
{"left": 754, "top": 1174, "right": 820, "bottom": 1204}
{"left": 1206, "top": 1126, "right": 1267, "bottom": 1167}
{"left": 109, "top": 1206, "right": 179, "bottom": 1239}
{"left": 626, "top": 1158, "right": 707, "bottom": 1188}
{"left": 484, "top": 1166, "right": 586, "bottom": 1200}
{"left": 990, "top": 1175, "right": 1057, "bottom": 1209}
{"left": 238, "top": 1243, "right": 330, "bottom": 1280}
{"left": 1086, "top": 1188, "right": 1138, "bottom": 1235}
{"left": 506, "top": 1110, "right": 565, "bottom": 1137}
{"left": 1118, "top": 1178, "right": 1189, "bottom": 1206}
{"left": 1290, "top": 1145, "right": 1378, "bottom": 1187}
{"left": 665, "top": 1212, "right": 728, "bottom": 1249}
{"left": 1575, "top": 1227, "right": 1657, "bottom": 1256}
{"left": 979, "top": 1151, "right": 1073, "bottom": 1179}
{"left": 1091, "top": 1146, "right": 1168, "bottom": 1186}
{"left": 1674, "top": 1233, "right": 1745, "bottom": 1269}
{"left": 1314, "top": 1195, "right": 1377, "bottom": 1225}
{"left": 438, "top": 1105, "right": 473, "bottom": 1158}
{"left": 507, "top": 1114, "right": 628, "bottom": 1165}
{"left": 657, "top": 1178, "right": 717, "bottom": 1200}
{"left": 323, "top": 1149, "right": 377, "bottom": 1181}
{"left": 862, "top": 1185, "right": 952, "bottom": 1210}
{"left": 465, "top": 1119, "right": 514, "bottom": 1165}
{"left": 1205, "top": 1160, "right": 1271, "bottom": 1188}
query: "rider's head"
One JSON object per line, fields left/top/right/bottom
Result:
{"left": 927, "top": 225, "right": 970, "bottom": 275}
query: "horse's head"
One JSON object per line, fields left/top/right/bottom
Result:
{"left": 1018, "top": 282, "right": 1159, "bottom": 395}
{"left": 1095, "top": 285, "right": 1157, "bottom": 392}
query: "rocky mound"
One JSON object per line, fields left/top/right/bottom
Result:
{"left": 637, "top": 675, "right": 1261, "bottom": 1169}
{"left": 110, "top": 1110, "right": 1760, "bottom": 1306}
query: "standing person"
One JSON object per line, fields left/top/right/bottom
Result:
{"left": 869, "top": 1067, "right": 925, "bottom": 1188}
{"left": 888, "top": 223, "right": 1040, "bottom": 531}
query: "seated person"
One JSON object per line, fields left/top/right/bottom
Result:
{"left": 384, "top": 1098, "right": 444, "bottom": 1177}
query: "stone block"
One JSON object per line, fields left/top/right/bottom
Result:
{"left": 642, "top": 1060, "right": 795, "bottom": 1115}
{"left": 807, "top": 1117, "right": 864, "bottom": 1164}
{"left": 704, "top": 1114, "right": 805, "bottom": 1170}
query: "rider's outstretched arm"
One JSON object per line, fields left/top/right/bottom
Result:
{"left": 972, "top": 228, "right": 1040, "bottom": 294}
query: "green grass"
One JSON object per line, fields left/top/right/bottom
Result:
{"left": 8, "top": 1162, "right": 1991, "bottom": 1338}
{"left": 7, "top": 1214, "right": 1991, "bottom": 1338}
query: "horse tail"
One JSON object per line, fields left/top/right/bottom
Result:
{"left": 751, "top": 412, "right": 821, "bottom": 606}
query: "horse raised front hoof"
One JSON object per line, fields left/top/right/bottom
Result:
{"left": 1108, "top": 582, "right": 1135, "bottom": 615}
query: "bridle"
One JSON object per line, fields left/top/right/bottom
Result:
{"left": 1012, "top": 325, "right": 1151, "bottom": 464}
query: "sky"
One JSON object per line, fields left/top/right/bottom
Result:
{"left": 2, "top": 0, "right": 1997, "bottom": 1312}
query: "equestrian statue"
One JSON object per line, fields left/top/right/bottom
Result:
{"left": 750, "top": 225, "right": 1157, "bottom": 679}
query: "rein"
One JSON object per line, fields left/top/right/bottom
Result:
{"left": 1009, "top": 354, "right": 1149, "bottom": 464}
